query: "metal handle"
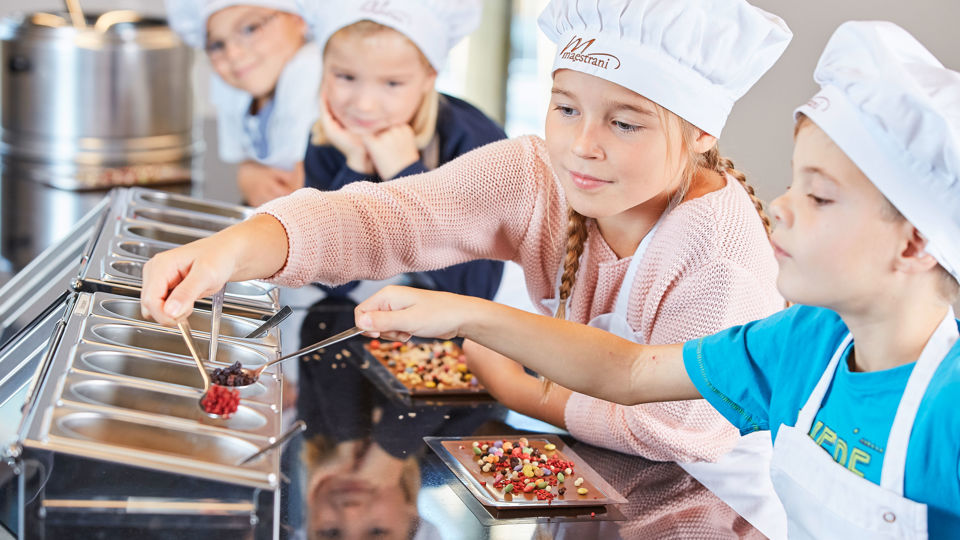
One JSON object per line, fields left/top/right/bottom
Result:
{"left": 63, "top": 0, "right": 87, "bottom": 28}
{"left": 237, "top": 420, "right": 306, "bottom": 465}
{"left": 244, "top": 306, "right": 292, "bottom": 339}
{"left": 263, "top": 326, "right": 363, "bottom": 370}
{"left": 18, "top": 317, "right": 66, "bottom": 417}
{"left": 208, "top": 287, "right": 225, "bottom": 365}
{"left": 178, "top": 320, "right": 211, "bottom": 391}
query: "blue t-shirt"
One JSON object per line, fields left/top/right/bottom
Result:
{"left": 682, "top": 305, "right": 960, "bottom": 537}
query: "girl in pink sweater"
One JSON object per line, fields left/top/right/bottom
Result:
{"left": 351, "top": 21, "right": 960, "bottom": 538}
{"left": 142, "top": 0, "right": 788, "bottom": 468}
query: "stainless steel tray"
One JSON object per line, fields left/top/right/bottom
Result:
{"left": 424, "top": 434, "right": 627, "bottom": 509}
{"left": 76, "top": 187, "right": 279, "bottom": 318}
{"left": 89, "top": 294, "right": 278, "bottom": 348}
{"left": 18, "top": 291, "right": 284, "bottom": 490}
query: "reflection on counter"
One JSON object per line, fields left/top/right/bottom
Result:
{"left": 282, "top": 296, "right": 763, "bottom": 539}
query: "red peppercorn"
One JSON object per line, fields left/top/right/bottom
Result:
{"left": 201, "top": 385, "right": 240, "bottom": 417}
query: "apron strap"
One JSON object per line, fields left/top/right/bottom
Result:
{"left": 550, "top": 210, "right": 668, "bottom": 320}
{"left": 611, "top": 211, "right": 668, "bottom": 316}
{"left": 880, "top": 306, "right": 958, "bottom": 493}
{"left": 795, "top": 334, "right": 852, "bottom": 431}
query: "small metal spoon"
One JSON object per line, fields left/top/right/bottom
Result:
{"left": 235, "top": 326, "right": 364, "bottom": 386}
{"left": 178, "top": 319, "right": 232, "bottom": 419}
{"left": 209, "top": 286, "right": 225, "bottom": 364}
{"left": 236, "top": 420, "right": 306, "bottom": 466}
{"left": 244, "top": 305, "right": 293, "bottom": 339}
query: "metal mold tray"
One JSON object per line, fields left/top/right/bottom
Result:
{"left": 85, "top": 322, "right": 272, "bottom": 369}
{"left": 17, "top": 291, "right": 284, "bottom": 490}
{"left": 121, "top": 222, "right": 209, "bottom": 245}
{"left": 97, "top": 257, "right": 275, "bottom": 308}
{"left": 91, "top": 295, "right": 278, "bottom": 347}
{"left": 73, "top": 346, "right": 272, "bottom": 400}
{"left": 131, "top": 189, "right": 249, "bottom": 220}
{"left": 61, "top": 371, "right": 274, "bottom": 434}
{"left": 76, "top": 187, "right": 279, "bottom": 319}
{"left": 37, "top": 406, "right": 278, "bottom": 488}
{"left": 128, "top": 206, "right": 235, "bottom": 233}
{"left": 113, "top": 238, "right": 173, "bottom": 259}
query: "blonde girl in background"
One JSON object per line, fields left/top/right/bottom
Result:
{"left": 354, "top": 21, "right": 960, "bottom": 539}
{"left": 299, "top": 0, "right": 506, "bottom": 300}
{"left": 140, "top": 0, "right": 790, "bottom": 533}
{"left": 166, "top": 0, "right": 320, "bottom": 205}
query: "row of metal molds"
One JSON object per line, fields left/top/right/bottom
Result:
{"left": 1, "top": 187, "right": 286, "bottom": 539}
{"left": 75, "top": 187, "right": 279, "bottom": 318}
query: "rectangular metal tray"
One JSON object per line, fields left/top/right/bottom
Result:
{"left": 18, "top": 291, "right": 285, "bottom": 490}
{"left": 424, "top": 434, "right": 627, "bottom": 509}
{"left": 76, "top": 187, "right": 279, "bottom": 318}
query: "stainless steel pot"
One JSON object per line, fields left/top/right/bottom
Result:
{"left": 0, "top": 11, "right": 203, "bottom": 190}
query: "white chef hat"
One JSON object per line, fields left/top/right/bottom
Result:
{"left": 299, "top": 0, "right": 482, "bottom": 71}
{"left": 537, "top": 0, "right": 792, "bottom": 137}
{"left": 795, "top": 21, "right": 960, "bottom": 281}
{"left": 165, "top": 0, "right": 303, "bottom": 48}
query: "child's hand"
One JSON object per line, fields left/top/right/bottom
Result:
{"left": 362, "top": 124, "right": 420, "bottom": 180}
{"left": 140, "top": 215, "right": 288, "bottom": 327}
{"left": 354, "top": 285, "right": 474, "bottom": 342}
{"left": 237, "top": 161, "right": 300, "bottom": 206}
{"left": 319, "top": 97, "right": 373, "bottom": 174}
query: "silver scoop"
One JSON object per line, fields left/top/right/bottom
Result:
{"left": 178, "top": 318, "right": 234, "bottom": 419}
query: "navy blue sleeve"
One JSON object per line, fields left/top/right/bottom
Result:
{"left": 302, "top": 139, "right": 373, "bottom": 191}
{"left": 435, "top": 94, "right": 507, "bottom": 162}
{"left": 418, "top": 260, "right": 504, "bottom": 300}
{"left": 392, "top": 160, "right": 429, "bottom": 179}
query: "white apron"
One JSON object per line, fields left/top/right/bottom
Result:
{"left": 770, "top": 307, "right": 958, "bottom": 540}
{"left": 542, "top": 214, "right": 787, "bottom": 539}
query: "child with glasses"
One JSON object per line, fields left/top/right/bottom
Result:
{"left": 166, "top": 0, "right": 319, "bottom": 205}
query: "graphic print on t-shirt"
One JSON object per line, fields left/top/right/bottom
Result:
{"left": 806, "top": 355, "right": 914, "bottom": 484}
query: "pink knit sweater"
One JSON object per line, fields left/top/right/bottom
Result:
{"left": 258, "top": 135, "right": 784, "bottom": 462}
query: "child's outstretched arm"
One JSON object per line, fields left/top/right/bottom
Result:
{"left": 355, "top": 286, "right": 700, "bottom": 406}
{"left": 140, "top": 214, "right": 289, "bottom": 327}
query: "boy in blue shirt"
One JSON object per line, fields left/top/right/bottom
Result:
{"left": 355, "top": 21, "right": 960, "bottom": 539}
